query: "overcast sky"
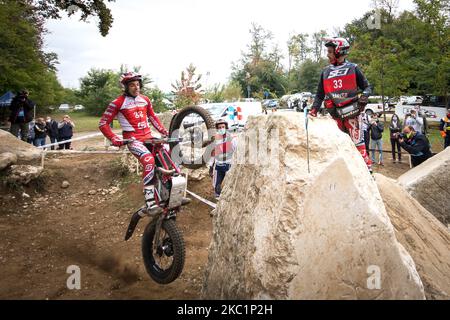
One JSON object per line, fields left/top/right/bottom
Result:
{"left": 44, "top": 0, "right": 416, "bottom": 92}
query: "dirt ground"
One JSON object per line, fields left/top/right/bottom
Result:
{"left": 0, "top": 152, "right": 215, "bottom": 299}
{"left": 0, "top": 137, "right": 413, "bottom": 300}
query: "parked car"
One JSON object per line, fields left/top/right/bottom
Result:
{"left": 73, "top": 104, "right": 85, "bottom": 111}
{"left": 363, "top": 96, "right": 396, "bottom": 115}
{"left": 58, "top": 103, "right": 70, "bottom": 111}
{"left": 262, "top": 99, "right": 278, "bottom": 108}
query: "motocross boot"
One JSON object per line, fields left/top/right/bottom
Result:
{"left": 144, "top": 185, "right": 159, "bottom": 213}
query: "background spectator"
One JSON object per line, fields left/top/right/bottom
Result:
{"left": 420, "top": 110, "right": 428, "bottom": 135}
{"left": 27, "top": 120, "right": 35, "bottom": 144}
{"left": 403, "top": 112, "right": 416, "bottom": 126}
{"left": 9, "top": 90, "right": 34, "bottom": 142}
{"left": 389, "top": 114, "right": 402, "bottom": 163}
{"left": 439, "top": 107, "right": 450, "bottom": 149}
{"left": 369, "top": 113, "right": 384, "bottom": 166}
{"left": 408, "top": 109, "right": 424, "bottom": 133}
{"left": 33, "top": 117, "right": 47, "bottom": 147}
{"left": 58, "top": 115, "right": 75, "bottom": 150}
{"left": 46, "top": 116, "right": 59, "bottom": 150}
{"left": 398, "top": 125, "right": 432, "bottom": 167}
{"left": 361, "top": 111, "right": 371, "bottom": 155}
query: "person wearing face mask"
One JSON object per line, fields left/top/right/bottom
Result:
{"left": 208, "top": 119, "right": 238, "bottom": 200}
{"left": 398, "top": 125, "right": 432, "bottom": 167}
{"left": 439, "top": 108, "right": 450, "bottom": 149}
{"left": 389, "top": 113, "right": 402, "bottom": 163}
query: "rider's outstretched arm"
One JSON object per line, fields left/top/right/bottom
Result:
{"left": 99, "top": 98, "right": 121, "bottom": 140}
{"left": 311, "top": 72, "right": 325, "bottom": 112}
{"left": 144, "top": 97, "right": 169, "bottom": 136}
{"left": 355, "top": 66, "right": 372, "bottom": 97}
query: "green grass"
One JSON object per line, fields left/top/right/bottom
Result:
{"left": 55, "top": 112, "right": 101, "bottom": 132}
{"left": 37, "top": 111, "right": 119, "bottom": 132}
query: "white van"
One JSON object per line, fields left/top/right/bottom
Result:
{"left": 59, "top": 104, "right": 70, "bottom": 111}
{"left": 394, "top": 95, "right": 449, "bottom": 122}
{"left": 199, "top": 101, "right": 262, "bottom": 130}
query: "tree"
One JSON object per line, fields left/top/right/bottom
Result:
{"left": 145, "top": 87, "right": 168, "bottom": 113}
{"left": 288, "top": 58, "right": 328, "bottom": 93}
{"left": 171, "top": 63, "right": 204, "bottom": 108}
{"left": 32, "top": 0, "right": 116, "bottom": 36}
{"left": 0, "top": 0, "right": 66, "bottom": 110}
{"left": 311, "top": 30, "right": 327, "bottom": 62}
{"left": 223, "top": 80, "right": 243, "bottom": 101}
{"left": 344, "top": 0, "right": 449, "bottom": 101}
{"left": 373, "top": 0, "right": 400, "bottom": 22}
{"left": 287, "top": 33, "right": 310, "bottom": 72}
{"left": 78, "top": 68, "right": 120, "bottom": 116}
{"left": 231, "top": 23, "right": 287, "bottom": 99}
{"left": 245, "top": 23, "right": 273, "bottom": 65}
{"left": 204, "top": 84, "right": 225, "bottom": 103}
{"left": 413, "top": 0, "right": 450, "bottom": 99}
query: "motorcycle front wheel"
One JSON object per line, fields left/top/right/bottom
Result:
{"left": 142, "top": 219, "right": 185, "bottom": 284}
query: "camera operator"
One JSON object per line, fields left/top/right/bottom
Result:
{"left": 396, "top": 125, "right": 432, "bottom": 167}
{"left": 9, "top": 89, "right": 35, "bottom": 141}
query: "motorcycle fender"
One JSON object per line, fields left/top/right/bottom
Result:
{"left": 168, "top": 176, "right": 186, "bottom": 209}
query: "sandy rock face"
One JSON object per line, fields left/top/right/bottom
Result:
{"left": 397, "top": 148, "right": 450, "bottom": 225}
{"left": 183, "top": 167, "right": 209, "bottom": 181}
{"left": 0, "top": 129, "right": 42, "bottom": 161}
{"left": 0, "top": 152, "right": 17, "bottom": 170}
{"left": 6, "top": 165, "right": 43, "bottom": 185}
{"left": 375, "top": 173, "right": 450, "bottom": 300}
{"left": 202, "top": 113, "right": 425, "bottom": 300}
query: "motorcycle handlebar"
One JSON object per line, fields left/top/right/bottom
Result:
{"left": 121, "top": 137, "right": 183, "bottom": 145}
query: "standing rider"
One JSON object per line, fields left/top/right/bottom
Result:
{"left": 99, "top": 72, "right": 169, "bottom": 210}
{"left": 309, "top": 37, "right": 373, "bottom": 172}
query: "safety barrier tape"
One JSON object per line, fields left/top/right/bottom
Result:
{"left": 37, "top": 132, "right": 103, "bottom": 149}
{"left": 43, "top": 150, "right": 129, "bottom": 154}
{"left": 186, "top": 189, "right": 217, "bottom": 209}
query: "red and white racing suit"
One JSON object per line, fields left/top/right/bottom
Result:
{"left": 311, "top": 61, "right": 373, "bottom": 171}
{"left": 99, "top": 94, "right": 169, "bottom": 187}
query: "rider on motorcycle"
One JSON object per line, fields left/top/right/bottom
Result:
{"left": 309, "top": 37, "right": 373, "bottom": 172}
{"left": 99, "top": 72, "right": 169, "bottom": 209}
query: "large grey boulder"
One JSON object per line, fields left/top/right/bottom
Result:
{"left": 398, "top": 147, "right": 450, "bottom": 225}
{"left": 201, "top": 113, "right": 425, "bottom": 300}
{"left": 376, "top": 174, "right": 450, "bottom": 299}
{"left": 0, "top": 129, "right": 42, "bottom": 161}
